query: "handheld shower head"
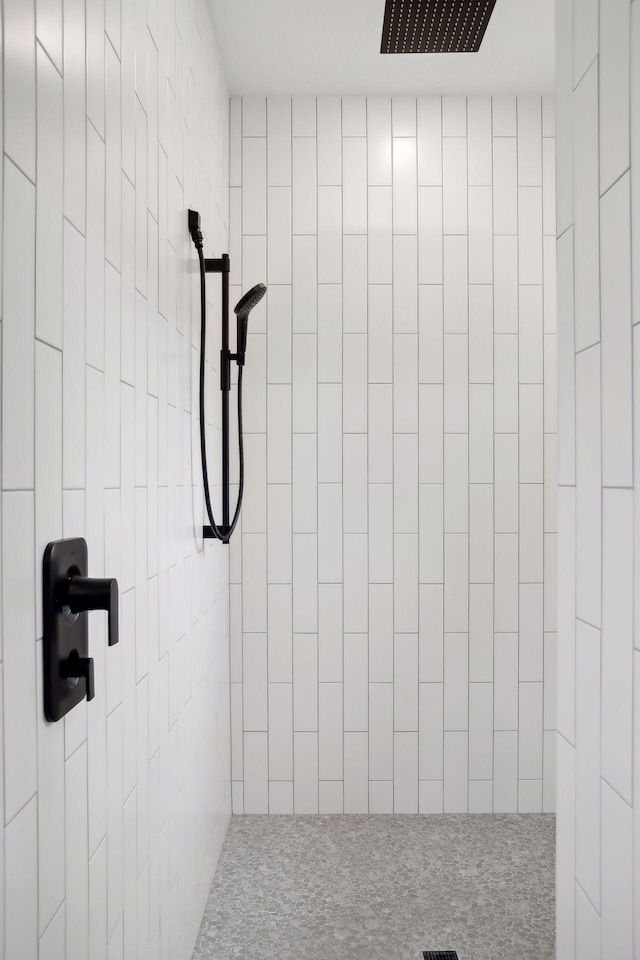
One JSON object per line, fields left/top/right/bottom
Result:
{"left": 234, "top": 283, "right": 267, "bottom": 365}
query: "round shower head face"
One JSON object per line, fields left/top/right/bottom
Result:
{"left": 234, "top": 283, "right": 267, "bottom": 318}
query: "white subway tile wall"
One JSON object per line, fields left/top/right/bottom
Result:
{"left": 1, "top": 1, "right": 231, "bottom": 957}
{"left": 231, "top": 96, "right": 557, "bottom": 815}
{"left": 556, "top": 0, "right": 640, "bottom": 954}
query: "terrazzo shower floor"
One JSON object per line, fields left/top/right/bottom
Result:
{"left": 193, "top": 814, "right": 555, "bottom": 960}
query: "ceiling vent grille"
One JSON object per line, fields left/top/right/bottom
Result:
{"left": 380, "top": 0, "right": 498, "bottom": 54}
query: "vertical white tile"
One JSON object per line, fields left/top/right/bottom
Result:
{"left": 394, "top": 732, "right": 418, "bottom": 813}
{"left": 318, "top": 383, "right": 342, "bottom": 482}
{"left": 467, "top": 98, "right": 492, "bottom": 185}
{"left": 293, "top": 634, "right": 318, "bottom": 732}
{"left": 5, "top": 0, "right": 36, "bottom": 181}
{"left": 243, "top": 634, "right": 268, "bottom": 731}
{"left": 442, "top": 97, "right": 466, "bottom": 136}
{"left": 343, "top": 435, "right": 368, "bottom": 533}
{"left": 394, "top": 535, "right": 419, "bottom": 632}
{"left": 317, "top": 97, "right": 342, "bottom": 185}
{"left": 601, "top": 783, "right": 633, "bottom": 959}
{"left": 293, "top": 732, "right": 318, "bottom": 813}
{"left": 443, "top": 533, "right": 468, "bottom": 632}
{"left": 242, "top": 137, "right": 267, "bottom": 235}
{"left": 575, "top": 621, "right": 601, "bottom": 910}
{"left": 292, "top": 236, "right": 318, "bottom": 333}
{"left": 599, "top": 0, "right": 630, "bottom": 193}
{"left": 36, "top": 46, "right": 63, "bottom": 349}
{"left": 493, "top": 139, "right": 518, "bottom": 240}
{"left": 292, "top": 137, "right": 317, "bottom": 235}
{"left": 469, "top": 683, "right": 493, "bottom": 780}
{"left": 419, "top": 682, "right": 443, "bottom": 778}
{"left": 293, "top": 433, "right": 317, "bottom": 533}
{"left": 267, "top": 187, "right": 292, "bottom": 284}
{"left": 444, "top": 434, "right": 468, "bottom": 533}
{"left": 601, "top": 489, "right": 633, "bottom": 803}
{"left": 318, "top": 583, "right": 343, "bottom": 682}
{"left": 393, "top": 435, "right": 419, "bottom": 534}
{"left": 3, "top": 494, "right": 37, "bottom": 820}
{"left": 368, "top": 187, "right": 392, "bottom": 284}
{"left": 493, "top": 236, "right": 518, "bottom": 333}
{"left": 367, "top": 98, "right": 392, "bottom": 185}
{"left": 494, "top": 535, "right": 518, "bottom": 632}
{"left": 443, "top": 731, "right": 468, "bottom": 813}
{"left": 369, "top": 683, "right": 393, "bottom": 778}
{"left": 394, "top": 634, "right": 419, "bottom": 731}
{"left": 318, "top": 683, "right": 343, "bottom": 779}
{"left": 343, "top": 334, "right": 367, "bottom": 431}
{"left": 469, "top": 384, "right": 493, "bottom": 483}
{"left": 343, "top": 235, "right": 368, "bottom": 332}
{"left": 419, "top": 385, "right": 443, "bottom": 484}
{"left": 318, "top": 483, "right": 343, "bottom": 582}
{"left": 318, "top": 284, "right": 343, "bottom": 382}
{"left": 344, "top": 732, "right": 369, "bottom": 813}
{"left": 575, "top": 345, "right": 602, "bottom": 628}
{"left": 518, "top": 682, "right": 543, "bottom": 779}
{"left": 443, "top": 334, "right": 468, "bottom": 433}
{"left": 469, "top": 583, "right": 493, "bottom": 683}
{"left": 369, "top": 584, "right": 394, "bottom": 680}
{"left": 519, "top": 384, "right": 544, "bottom": 483}
{"left": 600, "top": 172, "right": 632, "bottom": 487}
{"left": 556, "top": 738, "right": 576, "bottom": 950}
{"left": 519, "top": 286, "right": 544, "bottom": 384}
{"left": 417, "top": 97, "right": 442, "bottom": 185}
{"left": 469, "top": 484, "right": 493, "bottom": 583}
{"left": 493, "top": 731, "right": 518, "bottom": 812}
{"left": 66, "top": 744, "right": 89, "bottom": 960}
{"left": 419, "top": 285, "right": 444, "bottom": 383}
{"left": 393, "top": 236, "right": 418, "bottom": 332}
{"left": 444, "top": 633, "right": 469, "bottom": 731}
{"left": 573, "top": 62, "right": 600, "bottom": 352}
{"left": 517, "top": 97, "right": 542, "bottom": 186}
{"left": 368, "top": 384, "right": 393, "bottom": 483}
{"left": 5, "top": 796, "right": 38, "bottom": 959}
{"left": 3, "top": 162, "right": 36, "bottom": 489}
{"left": 468, "top": 186, "right": 492, "bottom": 284}
{"left": 344, "top": 536, "right": 368, "bottom": 632}
{"left": 418, "top": 187, "right": 443, "bottom": 284}
{"left": 393, "top": 137, "right": 418, "bottom": 234}
{"left": 341, "top": 97, "right": 366, "bottom": 136}
{"left": 368, "top": 285, "right": 392, "bottom": 383}
{"left": 518, "top": 187, "right": 543, "bottom": 284}
{"left": 318, "top": 186, "right": 342, "bottom": 283}
{"left": 293, "top": 534, "right": 318, "bottom": 632}
{"left": 267, "top": 97, "right": 292, "bottom": 186}
{"left": 492, "top": 97, "right": 516, "bottom": 137}
{"left": 442, "top": 138, "right": 467, "bottom": 234}
{"left": 443, "top": 236, "right": 468, "bottom": 333}
{"left": 342, "top": 137, "right": 367, "bottom": 234}
{"left": 244, "top": 733, "right": 269, "bottom": 813}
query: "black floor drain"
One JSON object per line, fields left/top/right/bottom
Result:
{"left": 423, "top": 953, "right": 459, "bottom": 960}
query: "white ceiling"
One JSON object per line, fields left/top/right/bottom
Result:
{"left": 208, "top": 0, "right": 555, "bottom": 97}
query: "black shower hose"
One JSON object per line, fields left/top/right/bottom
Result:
{"left": 197, "top": 245, "right": 244, "bottom": 543}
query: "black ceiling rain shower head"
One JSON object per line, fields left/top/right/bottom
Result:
{"left": 380, "top": 0, "right": 498, "bottom": 54}
{"left": 235, "top": 283, "right": 267, "bottom": 365}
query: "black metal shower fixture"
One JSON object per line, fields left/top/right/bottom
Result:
{"left": 380, "top": 0, "right": 497, "bottom": 54}
{"left": 188, "top": 209, "right": 267, "bottom": 543}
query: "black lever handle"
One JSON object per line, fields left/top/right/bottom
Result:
{"left": 62, "top": 576, "right": 119, "bottom": 646}
{"left": 61, "top": 651, "right": 95, "bottom": 701}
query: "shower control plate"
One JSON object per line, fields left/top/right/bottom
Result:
{"left": 43, "top": 538, "right": 90, "bottom": 722}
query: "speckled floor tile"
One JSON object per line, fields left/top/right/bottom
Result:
{"left": 193, "top": 815, "right": 555, "bottom": 960}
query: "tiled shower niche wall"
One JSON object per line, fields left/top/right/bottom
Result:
{"left": 1, "top": 1, "right": 231, "bottom": 957}
{"left": 230, "top": 95, "right": 557, "bottom": 816}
